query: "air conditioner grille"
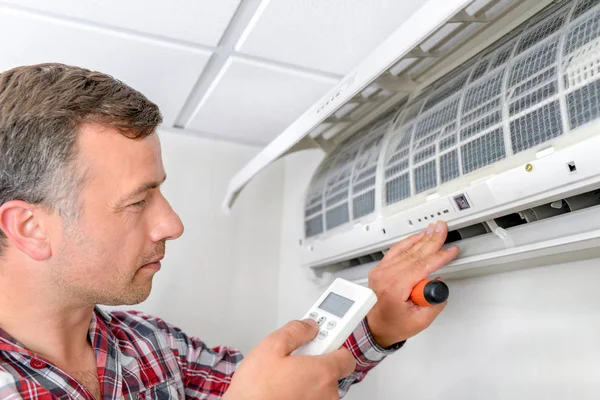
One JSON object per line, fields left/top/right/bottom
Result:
{"left": 565, "top": 12, "right": 600, "bottom": 56}
{"left": 304, "top": 110, "right": 398, "bottom": 237}
{"left": 516, "top": 11, "right": 568, "bottom": 56}
{"left": 414, "top": 160, "right": 438, "bottom": 194}
{"left": 568, "top": 78, "right": 600, "bottom": 127}
{"left": 440, "top": 135, "right": 457, "bottom": 152}
{"left": 353, "top": 191, "right": 376, "bottom": 219}
{"left": 513, "top": 67, "right": 556, "bottom": 98}
{"left": 415, "top": 99, "right": 461, "bottom": 142}
{"left": 422, "top": 71, "right": 471, "bottom": 112}
{"left": 461, "top": 127, "right": 506, "bottom": 174}
{"left": 510, "top": 100, "right": 564, "bottom": 153}
{"left": 510, "top": 39, "right": 559, "bottom": 87}
{"left": 385, "top": 173, "right": 411, "bottom": 205}
{"left": 441, "top": 150, "right": 461, "bottom": 183}
{"left": 527, "top": 0, "right": 571, "bottom": 27}
{"left": 572, "top": 0, "right": 600, "bottom": 21}
{"left": 470, "top": 60, "right": 490, "bottom": 83}
{"left": 305, "top": 215, "right": 323, "bottom": 238}
{"left": 463, "top": 70, "right": 505, "bottom": 113}
{"left": 304, "top": 0, "right": 600, "bottom": 239}
{"left": 326, "top": 203, "right": 349, "bottom": 230}
{"left": 491, "top": 44, "right": 515, "bottom": 69}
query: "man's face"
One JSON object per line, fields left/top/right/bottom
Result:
{"left": 47, "top": 124, "right": 184, "bottom": 306}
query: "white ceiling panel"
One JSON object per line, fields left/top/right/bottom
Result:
{"left": 0, "top": 7, "right": 211, "bottom": 126}
{"left": 188, "top": 57, "right": 338, "bottom": 144}
{"left": 238, "top": 0, "right": 427, "bottom": 75}
{"left": 2, "top": 0, "right": 241, "bottom": 46}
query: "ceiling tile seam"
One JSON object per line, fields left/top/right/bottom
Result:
{"left": 0, "top": 0, "right": 345, "bottom": 138}
{"left": 177, "top": 0, "right": 344, "bottom": 129}
{"left": 0, "top": 1, "right": 343, "bottom": 81}
{"left": 173, "top": 47, "right": 342, "bottom": 130}
{"left": 161, "top": 126, "right": 268, "bottom": 148}
{"left": 174, "top": 57, "right": 234, "bottom": 129}
{"left": 0, "top": 1, "right": 216, "bottom": 55}
{"left": 174, "top": 0, "right": 266, "bottom": 127}
{"left": 231, "top": 53, "right": 343, "bottom": 82}
{"left": 234, "top": 0, "right": 271, "bottom": 51}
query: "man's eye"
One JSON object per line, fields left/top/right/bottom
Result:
{"left": 130, "top": 199, "right": 147, "bottom": 208}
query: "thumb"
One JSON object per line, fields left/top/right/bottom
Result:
{"left": 261, "top": 319, "right": 319, "bottom": 356}
{"left": 315, "top": 347, "right": 357, "bottom": 380}
{"left": 418, "top": 301, "right": 448, "bottom": 325}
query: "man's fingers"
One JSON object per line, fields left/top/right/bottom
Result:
{"left": 371, "top": 222, "right": 457, "bottom": 290}
{"left": 412, "top": 245, "right": 460, "bottom": 277}
{"left": 316, "top": 348, "right": 356, "bottom": 380}
{"left": 385, "top": 221, "right": 449, "bottom": 266}
{"left": 262, "top": 319, "right": 319, "bottom": 356}
{"left": 383, "top": 231, "right": 425, "bottom": 260}
{"left": 380, "top": 245, "right": 459, "bottom": 296}
{"left": 406, "top": 221, "right": 449, "bottom": 260}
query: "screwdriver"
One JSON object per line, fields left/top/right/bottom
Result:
{"left": 410, "top": 279, "right": 449, "bottom": 306}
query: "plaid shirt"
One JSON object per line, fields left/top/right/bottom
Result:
{"left": 0, "top": 307, "right": 401, "bottom": 399}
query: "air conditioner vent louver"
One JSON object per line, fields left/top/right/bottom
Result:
{"left": 319, "top": 188, "right": 600, "bottom": 277}
{"left": 304, "top": 0, "right": 600, "bottom": 239}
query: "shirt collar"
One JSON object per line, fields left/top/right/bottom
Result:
{"left": 94, "top": 306, "right": 113, "bottom": 323}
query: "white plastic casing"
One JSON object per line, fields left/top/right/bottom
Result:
{"left": 293, "top": 278, "right": 377, "bottom": 356}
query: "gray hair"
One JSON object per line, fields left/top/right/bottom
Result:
{"left": 0, "top": 63, "right": 163, "bottom": 255}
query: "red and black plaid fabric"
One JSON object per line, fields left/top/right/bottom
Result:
{"left": 0, "top": 307, "right": 399, "bottom": 399}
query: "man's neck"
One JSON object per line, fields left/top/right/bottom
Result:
{"left": 0, "top": 268, "right": 96, "bottom": 365}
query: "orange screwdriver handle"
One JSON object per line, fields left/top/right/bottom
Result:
{"left": 410, "top": 279, "right": 449, "bottom": 307}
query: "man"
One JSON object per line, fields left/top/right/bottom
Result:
{"left": 0, "top": 63, "right": 459, "bottom": 399}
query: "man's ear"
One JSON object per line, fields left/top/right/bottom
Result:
{"left": 0, "top": 200, "right": 52, "bottom": 261}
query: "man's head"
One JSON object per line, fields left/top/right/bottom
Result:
{"left": 0, "top": 63, "right": 184, "bottom": 306}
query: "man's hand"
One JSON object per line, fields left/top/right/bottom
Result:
{"left": 223, "top": 319, "right": 356, "bottom": 400}
{"left": 366, "top": 221, "right": 459, "bottom": 348}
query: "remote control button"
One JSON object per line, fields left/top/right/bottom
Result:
{"left": 309, "top": 312, "right": 318, "bottom": 320}
{"left": 317, "top": 316, "right": 327, "bottom": 326}
{"left": 326, "top": 321, "right": 337, "bottom": 330}
{"left": 318, "top": 330, "right": 329, "bottom": 340}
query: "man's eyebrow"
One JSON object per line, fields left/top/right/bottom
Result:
{"left": 121, "top": 174, "right": 167, "bottom": 202}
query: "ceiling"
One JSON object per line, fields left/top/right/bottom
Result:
{"left": 0, "top": 0, "right": 427, "bottom": 146}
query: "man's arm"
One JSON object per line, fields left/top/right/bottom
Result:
{"left": 129, "top": 312, "right": 358, "bottom": 399}
{"left": 132, "top": 311, "right": 397, "bottom": 398}
{"left": 339, "top": 319, "right": 405, "bottom": 396}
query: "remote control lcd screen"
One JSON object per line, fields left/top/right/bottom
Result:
{"left": 318, "top": 292, "right": 355, "bottom": 318}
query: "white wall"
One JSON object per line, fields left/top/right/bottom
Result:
{"left": 115, "top": 131, "right": 285, "bottom": 355}
{"left": 278, "top": 151, "right": 600, "bottom": 400}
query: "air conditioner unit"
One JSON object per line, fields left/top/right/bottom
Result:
{"left": 224, "top": 0, "right": 600, "bottom": 286}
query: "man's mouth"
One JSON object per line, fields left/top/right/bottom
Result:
{"left": 140, "top": 255, "right": 164, "bottom": 271}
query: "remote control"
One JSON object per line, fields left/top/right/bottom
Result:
{"left": 293, "top": 278, "right": 377, "bottom": 356}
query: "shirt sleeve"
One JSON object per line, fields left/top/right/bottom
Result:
{"left": 129, "top": 312, "right": 401, "bottom": 399}
{"left": 338, "top": 319, "right": 405, "bottom": 397}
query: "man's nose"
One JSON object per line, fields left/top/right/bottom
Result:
{"left": 150, "top": 195, "right": 184, "bottom": 242}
